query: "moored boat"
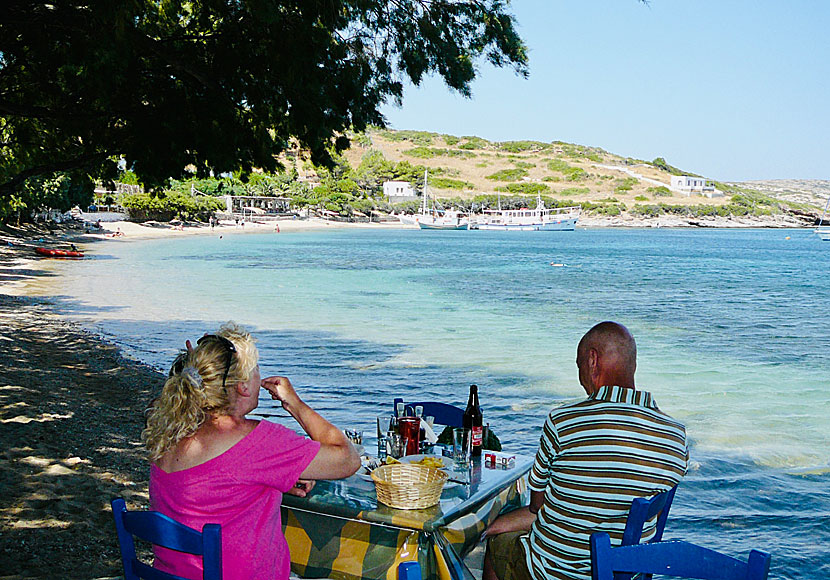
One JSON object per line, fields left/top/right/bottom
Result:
{"left": 415, "top": 170, "right": 470, "bottom": 230}
{"left": 35, "top": 247, "right": 84, "bottom": 258}
{"left": 417, "top": 212, "right": 469, "bottom": 230}
{"left": 473, "top": 195, "right": 580, "bottom": 231}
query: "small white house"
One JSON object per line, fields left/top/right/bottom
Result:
{"left": 383, "top": 180, "right": 417, "bottom": 203}
{"left": 670, "top": 176, "right": 724, "bottom": 198}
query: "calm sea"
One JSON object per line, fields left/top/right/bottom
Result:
{"left": 50, "top": 228, "right": 829, "bottom": 579}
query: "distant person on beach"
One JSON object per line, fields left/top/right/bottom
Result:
{"left": 483, "top": 322, "right": 688, "bottom": 580}
{"left": 143, "top": 323, "right": 360, "bottom": 580}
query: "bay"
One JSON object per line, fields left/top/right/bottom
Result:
{"left": 52, "top": 228, "right": 830, "bottom": 579}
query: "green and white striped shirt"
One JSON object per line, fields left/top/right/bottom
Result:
{"left": 521, "top": 385, "right": 688, "bottom": 580}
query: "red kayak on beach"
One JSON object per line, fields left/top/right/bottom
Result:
{"left": 35, "top": 247, "right": 84, "bottom": 258}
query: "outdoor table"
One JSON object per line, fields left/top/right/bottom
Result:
{"left": 281, "top": 454, "right": 532, "bottom": 580}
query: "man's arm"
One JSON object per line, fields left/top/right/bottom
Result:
{"left": 485, "top": 491, "right": 545, "bottom": 537}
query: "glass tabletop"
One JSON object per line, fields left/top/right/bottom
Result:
{"left": 282, "top": 453, "right": 533, "bottom": 532}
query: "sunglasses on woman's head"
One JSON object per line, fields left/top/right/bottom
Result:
{"left": 197, "top": 334, "right": 237, "bottom": 391}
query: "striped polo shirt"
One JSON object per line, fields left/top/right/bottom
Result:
{"left": 521, "top": 385, "right": 688, "bottom": 580}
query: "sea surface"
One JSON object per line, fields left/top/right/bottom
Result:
{"left": 48, "top": 227, "right": 830, "bottom": 579}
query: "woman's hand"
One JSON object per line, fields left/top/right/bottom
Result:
{"left": 260, "top": 375, "right": 301, "bottom": 410}
{"left": 284, "top": 479, "right": 316, "bottom": 498}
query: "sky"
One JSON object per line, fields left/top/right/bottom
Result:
{"left": 380, "top": 0, "right": 830, "bottom": 182}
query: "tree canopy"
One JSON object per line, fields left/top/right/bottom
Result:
{"left": 0, "top": 0, "right": 528, "bottom": 209}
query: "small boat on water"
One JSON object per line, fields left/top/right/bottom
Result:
{"left": 473, "top": 195, "right": 580, "bottom": 231}
{"left": 418, "top": 208, "right": 469, "bottom": 230}
{"left": 397, "top": 214, "right": 420, "bottom": 226}
{"left": 415, "top": 170, "right": 470, "bottom": 230}
{"left": 35, "top": 247, "right": 84, "bottom": 258}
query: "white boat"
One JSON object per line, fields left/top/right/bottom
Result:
{"left": 474, "top": 195, "right": 580, "bottom": 231}
{"left": 397, "top": 214, "right": 420, "bottom": 226}
{"left": 418, "top": 209, "right": 469, "bottom": 230}
{"left": 416, "top": 171, "right": 470, "bottom": 230}
{"left": 815, "top": 196, "right": 830, "bottom": 241}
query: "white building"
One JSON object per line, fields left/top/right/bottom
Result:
{"left": 383, "top": 180, "right": 417, "bottom": 203}
{"left": 670, "top": 176, "right": 724, "bottom": 198}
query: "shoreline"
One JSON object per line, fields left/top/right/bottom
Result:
{"left": 0, "top": 216, "right": 818, "bottom": 578}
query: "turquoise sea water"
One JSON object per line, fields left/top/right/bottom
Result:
{"left": 50, "top": 228, "right": 829, "bottom": 579}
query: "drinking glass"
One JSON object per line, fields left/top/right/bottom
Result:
{"left": 387, "top": 433, "right": 408, "bottom": 459}
{"left": 398, "top": 417, "right": 421, "bottom": 456}
{"left": 452, "top": 428, "right": 471, "bottom": 469}
{"left": 377, "top": 436, "right": 389, "bottom": 461}
{"left": 396, "top": 401, "right": 406, "bottom": 418}
{"left": 425, "top": 416, "right": 435, "bottom": 428}
{"left": 377, "top": 416, "right": 393, "bottom": 457}
{"left": 344, "top": 429, "right": 363, "bottom": 446}
{"left": 414, "top": 405, "right": 424, "bottom": 418}
{"left": 377, "top": 416, "right": 393, "bottom": 438}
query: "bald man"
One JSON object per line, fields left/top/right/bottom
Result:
{"left": 483, "top": 322, "right": 688, "bottom": 580}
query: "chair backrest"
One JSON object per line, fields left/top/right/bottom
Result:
{"left": 621, "top": 485, "right": 676, "bottom": 546}
{"left": 398, "top": 560, "right": 422, "bottom": 580}
{"left": 111, "top": 498, "right": 222, "bottom": 580}
{"left": 393, "top": 398, "right": 464, "bottom": 427}
{"left": 615, "top": 485, "right": 677, "bottom": 580}
{"left": 590, "top": 533, "right": 771, "bottom": 580}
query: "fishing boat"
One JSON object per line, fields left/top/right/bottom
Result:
{"left": 418, "top": 209, "right": 469, "bottom": 230}
{"left": 415, "top": 171, "right": 470, "bottom": 230}
{"left": 815, "top": 196, "right": 830, "bottom": 241}
{"left": 473, "top": 195, "right": 580, "bottom": 231}
{"left": 35, "top": 247, "right": 84, "bottom": 258}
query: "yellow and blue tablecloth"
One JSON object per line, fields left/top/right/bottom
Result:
{"left": 282, "top": 456, "right": 531, "bottom": 580}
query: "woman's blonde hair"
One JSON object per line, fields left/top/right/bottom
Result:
{"left": 143, "top": 322, "right": 259, "bottom": 461}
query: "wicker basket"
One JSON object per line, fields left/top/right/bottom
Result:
{"left": 371, "top": 463, "right": 448, "bottom": 509}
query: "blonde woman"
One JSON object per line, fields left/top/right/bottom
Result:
{"left": 143, "top": 323, "right": 360, "bottom": 580}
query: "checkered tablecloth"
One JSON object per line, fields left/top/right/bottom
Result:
{"left": 282, "top": 457, "right": 531, "bottom": 580}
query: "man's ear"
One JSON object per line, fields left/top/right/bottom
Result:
{"left": 588, "top": 348, "right": 600, "bottom": 381}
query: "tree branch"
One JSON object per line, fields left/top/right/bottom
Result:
{"left": 0, "top": 152, "right": 114, "bottom": 199}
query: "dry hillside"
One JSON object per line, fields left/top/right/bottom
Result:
{"left": 341, "top": 129, "right": 730, "bottom": 208}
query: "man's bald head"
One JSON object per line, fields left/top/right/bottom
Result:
{"left": 576, "top": 322, "right": 637, "bottom": 393}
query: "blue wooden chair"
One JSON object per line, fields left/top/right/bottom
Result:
{"left": 398, "top": 560, "right": 422, "bottom": 580}
{"left": 590, "top": 533, "right": 771, "bottom": 580}
{"left": 615, "top": 485, "right": 677, "bottom": 580}
{"left": 111, "top": 497, "right": 222, "bottom": 580}
{"left": 393, "top": 397, "right": 464, "bottom": 427}
{"left": 621, "top": 485, "right": 676, "bottom": 547}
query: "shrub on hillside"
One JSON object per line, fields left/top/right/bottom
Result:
{"left": 558, "top": 187, "right": 590, "bottom": 196}
{"left": 497, "top": 140, "right": 549, "bottom": 153}
{"left": 495, "top": 183, "right": 550, "bottom": 195}
{"left": 614, "top": 177, "right": 638, "bottom": 193}
{"left": 564, "top": 167, "right": 587, "bottom": 181}
{"left": 647, "top": 186, "right": 672, "bottom": 197}
{"left": 458, "top": 136, "right": 490, "bottom": 150}
{"left": 485, "top": 168, "right": 529, "bottom": 181}
{"left": 513, "top": 161, "right": 536, "bottom": 169}
{"left": 429, "top": 177, "right": 474, "bottom": 190}
{"left": 547, "top": 159, "right": 571, "bottom": 172}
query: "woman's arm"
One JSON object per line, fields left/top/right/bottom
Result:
{"left": 261, "top": 376, "right": 360, "bottom": 480}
